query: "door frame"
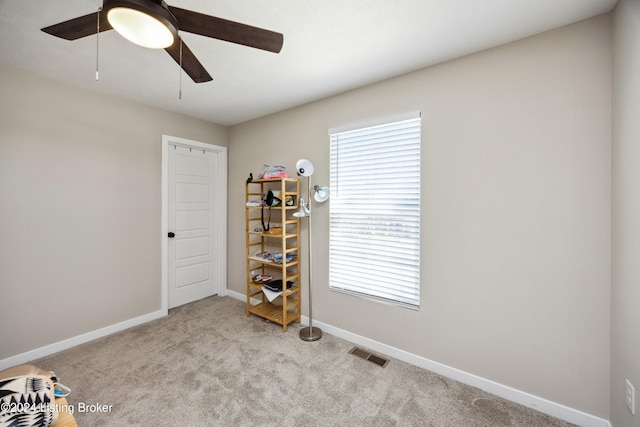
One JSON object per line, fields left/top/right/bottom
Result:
{"left": 161, "top": 135, "right": 228, "bottom": 313}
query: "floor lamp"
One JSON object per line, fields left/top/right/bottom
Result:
{"left": 294, "top": 159, "right": 329, "bottom": 342}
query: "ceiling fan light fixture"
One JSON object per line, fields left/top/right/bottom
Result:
{"left": 104, "top": 0, "right": 178, "bottom": 49}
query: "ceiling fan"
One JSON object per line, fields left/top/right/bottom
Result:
{"left": 41, "top": 0, "right": 284, "bottom": 83}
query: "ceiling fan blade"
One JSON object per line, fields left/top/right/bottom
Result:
{"left": 41, "top": 11, "right": 113, "bottom": 40}
{"left": 169, "top": 6, "right": 283, "bottom": 53}
{"left": 165, "top": 38, "right": 213, "bottom": 83}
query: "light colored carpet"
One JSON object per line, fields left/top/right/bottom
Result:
{"left": 34, "top": 296, "right": 574, "bottom": 426}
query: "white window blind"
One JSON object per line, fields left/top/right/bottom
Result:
{"left": 329, "top": 114, "right": 421, "bottom": 308}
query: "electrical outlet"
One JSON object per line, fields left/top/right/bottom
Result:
{"left": 626, "top": 379, "right": 636, "bottom": 415}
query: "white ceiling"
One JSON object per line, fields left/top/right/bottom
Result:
{"left": 0, "top": 0, "right": 617, "bottom": 126}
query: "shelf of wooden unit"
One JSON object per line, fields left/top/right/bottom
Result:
{"left": 247, "top": 276, "right": 301, "bottom": 292}
{"left": 247, "top": 257, "right": 299, "bottom": 267}
{"left": 247, "top": 301, "right": 300, "bottom": 327}
{"left": 245, "top": 177, "right": 301, "bottom": 332}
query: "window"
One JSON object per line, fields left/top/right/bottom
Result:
{"left": 329, "top": 113, "right": 421, "bottom": 308}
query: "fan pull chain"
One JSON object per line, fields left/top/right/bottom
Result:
{"left": 178, "top": 38, "right": 183, "bottom": 100}
{"left": 96, "top": 7, "right": 101, "bottom": 81}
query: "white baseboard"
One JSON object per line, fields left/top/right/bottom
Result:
{"left": 313, "top": 320, "right": 610, "bottom": 427}
{"left": 228, "top": 289, "right": 610, "bottom": 427}
{"left": 0, "top": 309, "right": 167, "bottom": 371}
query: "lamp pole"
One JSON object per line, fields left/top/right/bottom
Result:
{"left": 299, "top": 175, "right": 322, "bottom": 341}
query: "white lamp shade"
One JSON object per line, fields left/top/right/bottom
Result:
{"left": 107, "top": 7, "right": 175, "bottom": 49}
{"left": 314, "top": 186, "right": 330, "bottom": 203}
{"left": 296, "top": 159, "right": 314, "bottom": 177}
{"left": 293, "top": 198, "right": 311, "bottom": 217}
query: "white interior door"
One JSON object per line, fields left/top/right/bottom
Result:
{"left": 168, "top": 144, "right": 221, "bottom": 308}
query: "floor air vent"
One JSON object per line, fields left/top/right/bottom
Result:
{"left": 349, "top": 347, "right": 389, "bottom": 368}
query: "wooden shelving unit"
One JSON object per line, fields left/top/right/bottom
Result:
{"left": 245, "top": 177, "right": 301, "bottom": 331}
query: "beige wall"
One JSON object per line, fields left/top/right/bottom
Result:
{"left": 611, "top": 0, "right": 640, "bottom": 425}
{"left": 228, "top": 15, "right": 612, "bottom": 417}
{"left": 0, "top": 64, "right": 227, "bottom": 359}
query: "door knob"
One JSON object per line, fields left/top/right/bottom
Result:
{"left": 168, "top": 232, "right": 175, "bottom": 238}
